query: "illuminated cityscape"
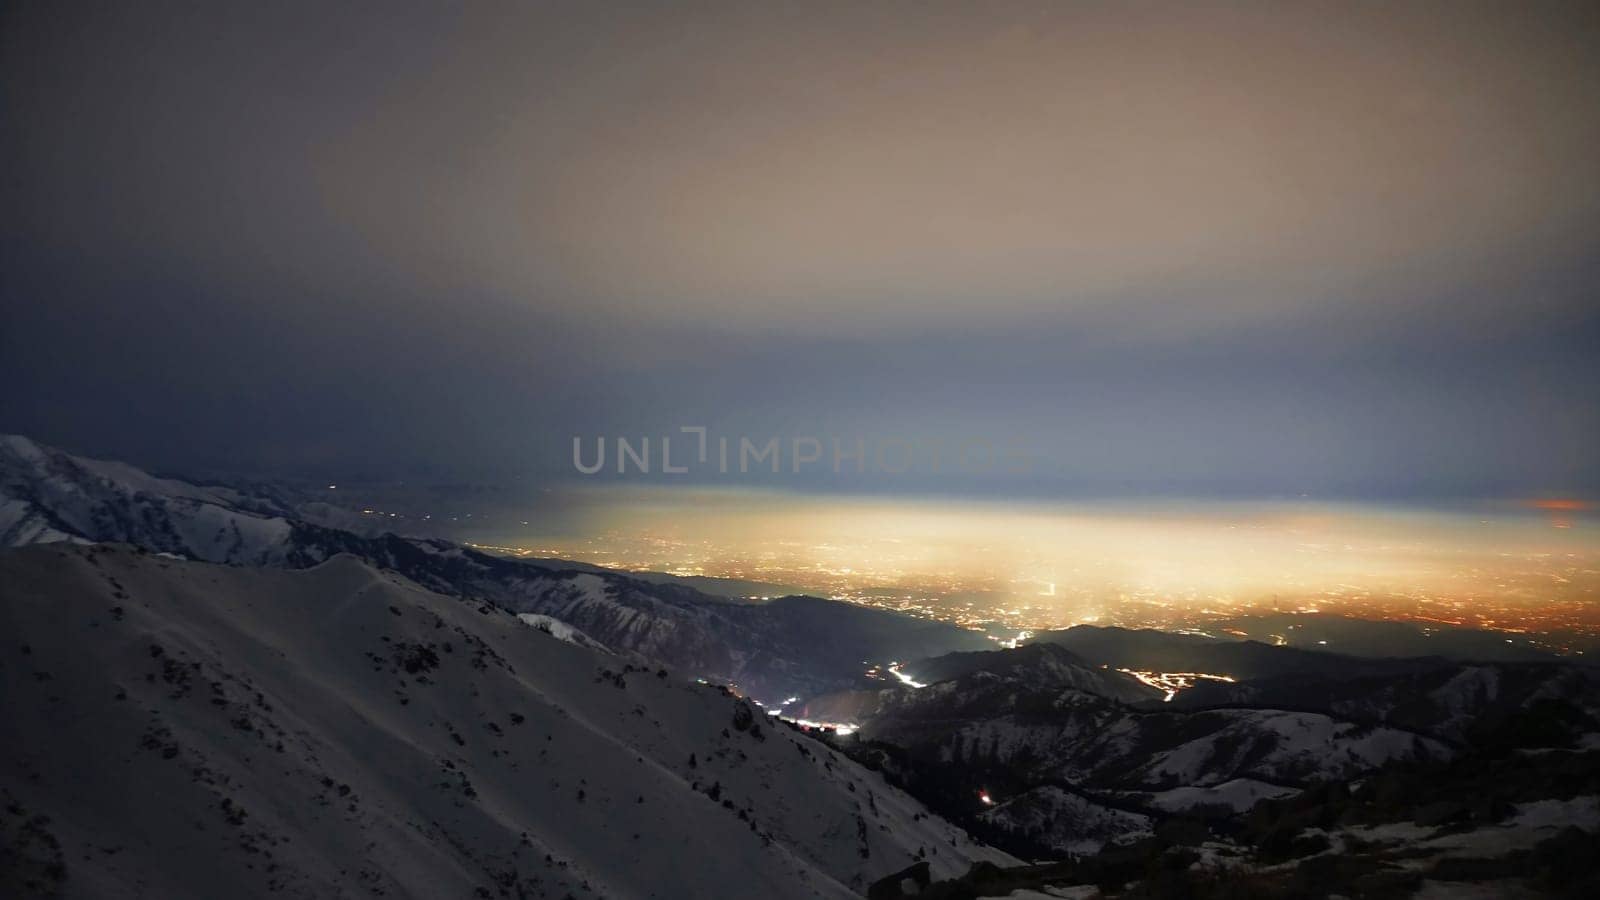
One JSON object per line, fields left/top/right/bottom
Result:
{"left": 433, "top": 488, "right": 1600, "bottom": 653}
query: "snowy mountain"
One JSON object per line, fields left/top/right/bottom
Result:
{"left": 1170, "top": 658, "right": 1600, "bottom": 745}
{"left": 794, "top": 642, "right": 1162, "bottom": 732}
{"left": 809, "top": 635, "right": 1600, "bottom": 889}
{"left": 8, "top": 434, "right": 1597, "bottom": 897}
{"left": 805, "top": 642, "right": 1455, "bottom": 861}
{"left": 804, "top": 642, "right": 1447, "bottom": 799}
{"left": 850, "top": 670, "right": 1449, "bottom": 793}
{"left": 515, "top": 613, "right": 614, "bottom": 653}
{"left": 895, "top": 643, "right": 1162, "bottom": 705}
{"left": 479, "top": 573, "right": 991, "bottom": 703}
{"left": 977, "top": 786, "right": 1153, "bottom": 856}
{"left": 0, "top": 434, "right": 298, "bottom": 559}
{"left": 0, "top": 543, "right": 1015, "bottom": 899}
{"left": 0, "top": 434, "right": 989, "bottom": 702}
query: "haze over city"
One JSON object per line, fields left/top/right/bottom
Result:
{"left": 4, "top": 2, "right": 1596, "bottom": 647}
{"left": 333, "top": 484, "right": 1596, "bottom": 645}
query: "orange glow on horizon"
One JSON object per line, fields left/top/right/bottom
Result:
{"left": 466, "top": 487, "right": 1600, "bottom": 639}
{"left": 1526, "top": 499, "right": 1593, "bottom": 512}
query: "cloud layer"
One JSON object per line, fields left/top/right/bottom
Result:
{"left": 2, "top": 2, "right": 1596, "bottom": 493}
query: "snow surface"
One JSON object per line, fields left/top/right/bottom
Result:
{"left": 0, "top": 543, "right": 1016, "bottom": 899}
{"left": 1334, "top": 796, "right": 1600, "bottom": 874}
{"left": 517, "top": 612, "right": 613, "bottom": 653}
{"left": 1138, "top": 709, "right": 1447, "bottom": 786}
{"left": 1508, "top": 795, "right": 1600, "bottom": 831}
{"left": 1, "top": 434, "right": 996, "bottom": 704}
{"left": 1144, "top": 778, "right": 1299, "bottom": 814}
{"left": 0, "top": 433, "right": 293, "bottom": 563}
{"left": 979, "top": 786, "right": 1151, "bottom": 854}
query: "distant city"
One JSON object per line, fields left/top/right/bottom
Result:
{"left": 361, "top": 486, "right": 1600, "bottom": 657}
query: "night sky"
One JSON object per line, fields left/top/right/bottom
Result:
{"left": 3, "top": 1, "right": 1597, "bottom": 498}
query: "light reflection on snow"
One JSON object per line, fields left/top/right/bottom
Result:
{"left": 1118, "top": 668, "right": 1236, "bottom": 702}
{"left": 888, "top": 662, "right": 927, "bottom": 689}
{"left": 780, "top": 716, "right": 857, "bottom": 737}
{"left": 696, "top": 678, "right": 857, "bottom": 735}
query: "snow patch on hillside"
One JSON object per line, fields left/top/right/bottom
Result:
{"left": 517, "top": 612, "right": 612, "bottom": 653}
{"left": 979, "top": 786, "right": 1151, "bottom": 855}
{"left": 1144, "top": 778, "right": 1300, "bottom": 814}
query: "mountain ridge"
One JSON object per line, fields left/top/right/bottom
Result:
{"left": 0, "top": 434, "right": 990, "bottom": 702}
{"left": 0, "top": 542, "right": 1016, "bottom": 898}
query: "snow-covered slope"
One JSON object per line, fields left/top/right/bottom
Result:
{"left": 1173, "top": 660, "right": 1600, "bottom": 745}
{"left": 0, "top": 543, "right": 1015, "bottom": 899}
{"left": 1137, "top": 777, "right": 1300, "bottom": 814}
{"left": 796, "top": 642, "right": 1161, "bottom": 730}
{"left": 803, "top": 643, "right": 1456, "bottom": 859}
{"left": 0, "top": 434, "right": 294, "bottom": 562}
{"left": 847, "top": 665, "right": 1447, "bottom": 791}
{"left": 897, "top": 643, "right": 1162, "bottom": 705}
{"left": 978, "top": 787, "right": 1152, "bottom": 855}
{"left": 448, "top": 570, "right": 993, "bottom": 703}
{"left": 0, "top": 435, "right": 990, "bottom": 702}
{"left": 516, "top": 612, "right": 614, "bottom": 654}
{"left": 814, "top": 642, "right": 1454, "bottom": 857}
